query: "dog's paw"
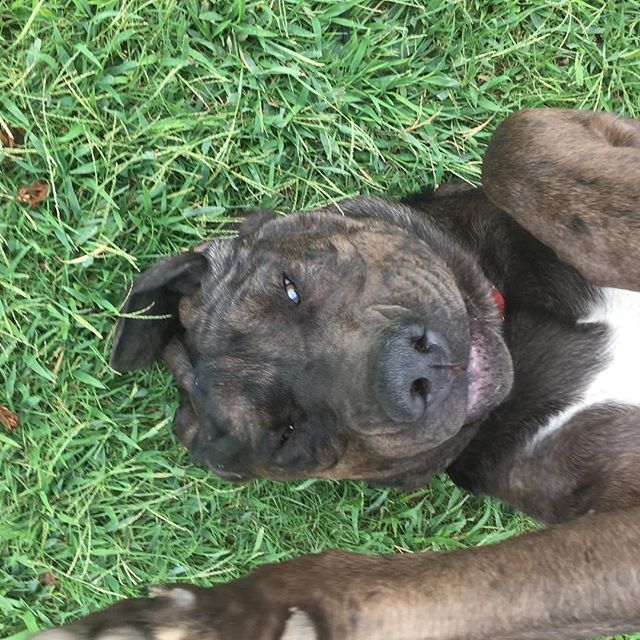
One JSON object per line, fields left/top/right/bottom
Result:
{"left": 30, "top": 586, "right": 208, "bottom": 640}
{"left": 31, "top": 582, "right": 320, "bottom": 640}
{"left": 29, "top": 552, "right": 371, "bottom": 639}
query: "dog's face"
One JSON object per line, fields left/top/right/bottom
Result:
{"left": 112, "top": 197, "right": 513, "bottom": 489}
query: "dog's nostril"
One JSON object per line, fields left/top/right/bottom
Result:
{"left": 411, "top": 377, "right": 430, "bottom": 401}
{"left": 413, "top": 334, "right": 430, "bottom": 353}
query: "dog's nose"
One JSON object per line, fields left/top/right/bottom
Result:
{"left": 375, "top": 320, "right": 462, "bottom": 423}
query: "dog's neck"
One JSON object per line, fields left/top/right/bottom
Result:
{"left": 406, "top": 186, "right": 601, "bottom": 322}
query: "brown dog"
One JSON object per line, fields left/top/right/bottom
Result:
{"left": 35, "top": 109, "right": 640, "bottom": 640}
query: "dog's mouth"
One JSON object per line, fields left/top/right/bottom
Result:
{"left": 465, "top": 322, "right": 512, "bottom": 423}
{"left": 467, "top": 329, "right": 491, "bottom": 420}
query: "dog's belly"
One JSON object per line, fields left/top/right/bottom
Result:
{"left": 481, "top": 287, "right": 640, "bottom": 522}
{"left": 529, "top": 287, "right": 640, "bottom": 450}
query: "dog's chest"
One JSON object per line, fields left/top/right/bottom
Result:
{"left": 530, "top": 287, "right": 640, "bottom": 448}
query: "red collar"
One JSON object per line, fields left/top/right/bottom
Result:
{"left": 492, "top": 287, "right": 505, "bottom": 317}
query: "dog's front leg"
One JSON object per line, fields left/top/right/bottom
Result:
{"left": 34, "top": 505, "right": 640, "bottom": 640}
{"left": 482, "top": 108, "right": 640, "bottom": 291}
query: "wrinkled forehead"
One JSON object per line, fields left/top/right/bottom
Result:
{"left": 198, "top": 211, "right": 414, "bottom": 291}
{"left": 202, "top": 207, "right": 443, "bottom": 278}
{"left": 183, "top": 208, "right": 455, "bottom": 350}
{"left": 200, "top": 210, "right": 362, "bottom": 279}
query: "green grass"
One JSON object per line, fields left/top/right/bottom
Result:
{"left": 1, "top": 0, "right": 639, "bottom": 637}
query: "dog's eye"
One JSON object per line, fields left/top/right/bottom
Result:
{"left": 280, "top": 423, "right": 295, "bottom": 445}
{"left": 414, "top": 333, "right": 430, "bottom": 353}
{"left": 283, "top": 274, "right": 301, "bottom": 305}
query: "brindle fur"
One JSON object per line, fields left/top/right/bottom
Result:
{"left": 34, "top": 109, "right": 640, "bottom": 640}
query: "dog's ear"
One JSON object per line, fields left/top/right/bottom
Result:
{"left": 111, "top": 252, "right": 208, "bottom": 372}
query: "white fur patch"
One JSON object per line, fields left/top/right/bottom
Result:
{"left": 280, "top": 609, "right": 318, "bottom": 640}
{"left": 30, "top": 632, "right": 79, "bottom": 640}
{"left": 530, "top": 287, "right": 640, "bottom": 448}
{"left": 150, "top": 586, "right": 196, "bottom": 609}
{"left": 156, "top": 630, "right": 187, "bottom": 640}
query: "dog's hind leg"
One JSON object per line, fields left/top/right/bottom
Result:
{"left": 482, "top": 108, "right": 640, "bottom": 291}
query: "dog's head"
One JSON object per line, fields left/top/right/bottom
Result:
{"left": 111, "top": 197, "right": 513, "bottom": 489}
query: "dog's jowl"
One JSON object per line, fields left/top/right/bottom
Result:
{"left": 35, "top": 109, "right": 640, "bottom": 640}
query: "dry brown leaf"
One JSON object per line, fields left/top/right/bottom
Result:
{"left": 17, "top": 182, "right": 49, "bottom": 208}
{"left": 41, "top": 572, "right": 61, "bottom": 588}
{"left": 0, "top": 405, "right": 19, "bottom": 430}
{"left": 0, "top": 126, "right": 26, "bottom": 148}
